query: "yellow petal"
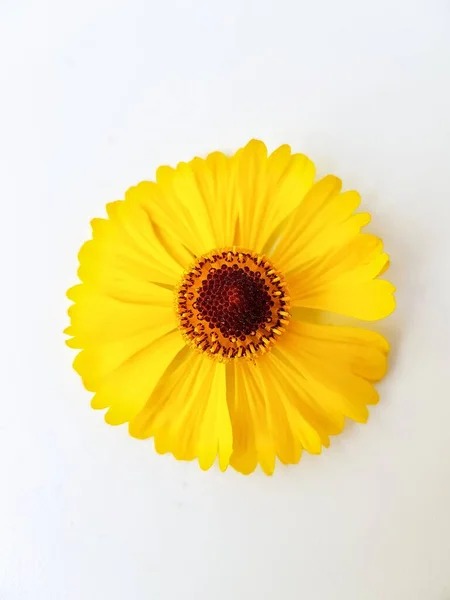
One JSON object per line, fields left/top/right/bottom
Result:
{"left": 127, "top": 179, "right": 200, "bottom": 256}
{"left": 90, "top": 330, "right": 185, "bottom": 425}
{"left": 228, "top": 353, "right": 332, "bottom": 473}
{"left": 272, "top": 177, "right": 372, "bottom": 272}
{"left": 129, "top": 352, "right": 233, "bottom": 471}
{"left": 264, "top": 353, "right": 341, "bottom": 447}
{"left": 72, "top": 325, "right": 176, "bottom": 392}
{"left": 247, "top": 360, "right": 306, "bottom": 463}
{"left": 126, "top": 161, "right": 221, "bottom": 257}
{"left": 274, "top": 320, "right": 389, "bottom": 425}
{"left": 224, "top": 362, "right": 258, "bottom": 475}
{"left": 258, "top": 354, "right": 325, "bottom": 455}
{"left": 151, "top": 221, "right": 195, "bottom": 270}
{"left": 66, "top": 285, "right": 176, "bottom": 346}
{"left": 79, "top": 200, "right": 183, "bottom": 289}
{"left": 189, "top": 151, "right": 239, "bottom": 248}
{"left": 287, "top": 233, "right": 395, "bottom": 320}
{"left": 234, "top": 140, "right": 316, "bottom": 252}
{"left": 227, "top": 360, "right": 276, "bottom": 475}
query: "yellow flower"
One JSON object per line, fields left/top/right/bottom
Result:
{"left": 66, "top": 139, "right": 395, "bottom": 475}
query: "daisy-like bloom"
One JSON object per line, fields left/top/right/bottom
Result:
{"left": 66, "top": 140, "right": 395, "bottom": 475}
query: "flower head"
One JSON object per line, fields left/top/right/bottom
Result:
{"left": 66, "top": 140, "right": 395, "bottom": 474}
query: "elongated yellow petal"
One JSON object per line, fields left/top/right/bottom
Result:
{"left": 66, "top": 285, "right": 176, "bottom": 346}
{"left": 247, "top": 360, "right": 306, "bottom": 463}
{"left": 264, "top": 353, "right": 342, "bottom": 447}
{"left": 234, "top": 140, "right": 316, "bottom": 252}
{"left": 287, "top": 234, "right": 395, "bottom": 320}
{"left": 189, "top": 151, "right": 239, "bottom": 248}
{"left": 258, "top": 355, "right": 325, "bottom": 455}
{"left": 91, "top": 330, "right": 186, "bottom": 425}
{"left": 228, "top": 351, "right": 340, "bottom": 474}
{"left": 267, "top": 175, "right": 394, "bottom": 321}
{"left": 129, "top": 352, "right": 233, "bottom": 471}
{"left": 78, "top": 200, "right": 183, "bottom": 289}
{"left": 127, "top": 155, "right": 237, "bottom": 257}
{"left": 274, "top": 321, "right": 389, "bottom": 425}
{"left": 271, "top": 176, "right": 370, "bottom": 272}
{"left": 72, "top": 327, "right": 177, "bottom": 392}
{"left": 227, "top": 360, "right": 277, "bottom": 475}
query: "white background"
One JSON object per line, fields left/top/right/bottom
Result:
{"left": 3, "top": 0, "right": 450, "bottom": 599}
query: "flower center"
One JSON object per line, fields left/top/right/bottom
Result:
{"left": 176, "top": 248, "right": 290, "bottom": 360}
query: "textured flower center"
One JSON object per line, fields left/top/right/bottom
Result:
{"left": 176, "top": 248, "right": 290, "bottom": 360}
